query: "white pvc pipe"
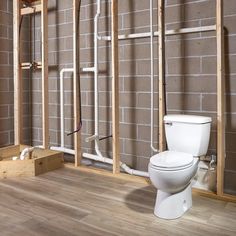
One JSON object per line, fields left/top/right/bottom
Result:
{"left": 51, "top": 146, "right": 75, "bottom": 155}
{"left": 81, "top": 67, "right": 95, "bottom": 72}
{"left": 94, "top": 0, "right": 104, "bottom": 158}
{"left": 98, "top": 25, "right": 217, "bottom": 41}
{"left": 51, "top": 0, "right": 149, "bottom": 178}
{"left": 150, "top": 0, "right": 159, "bottom": 153}
{"left": 83, "top": 153, "right": 149, "bottom": 177}
{"left": 50, "top": 146, "right": 149, "bottom": 177}
{"left": 60, "top": 68, "right": 74, "bottom": 147}
{"left": 94, "top": 0, "right": 102, "bottom": 159}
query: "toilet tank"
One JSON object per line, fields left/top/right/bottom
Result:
{"left": 164, "top": 115, "right": 212, "bottom": 157}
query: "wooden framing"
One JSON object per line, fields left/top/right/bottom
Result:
{"left": 10, "top": 2, "right": 231, "bottom": 201}
{"left": 111, "top": 0, "right": 120, "bottom": 174}
{"left": 13, "top": 0, "right": 22, "bottom": 145}
{"left": 78, "top": 0, "right": 235, "bottom": 201}
{"left": 216, "top": 0, "right": 225, "bottom": 196}
{"left": 67, "top": 0, "right": 235, "bottom": 201}
{"left": 157, "top": 0, "right": 233, "bottom": 200}
{"left": 41, "top": 0, "right": 49, "bottom": 149}
{"left": 13, "top": 0, "right": 49, "bottom": 148}
{"left": 158, "top": 0, "right": 166, "bottom": 152}
{"left": 73, "top": 0, "right": 82, "bottom": 167}
{"left": 21, "top": 4, "right": 41, "bottom": 15}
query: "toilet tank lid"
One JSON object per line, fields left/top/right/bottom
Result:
{"left": 164, "top": 114, "right": 212, "bottom": 124}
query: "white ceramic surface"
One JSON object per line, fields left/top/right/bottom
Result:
{"left": 149, "top": 115, "right": 212, "bottom": 219}
{"left": 164, "top": 115, "right": 211, "bottom": 156}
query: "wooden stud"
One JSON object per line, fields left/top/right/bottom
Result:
{"left": 41, "top": 0, "right": 49, "bottom": 149}
{"left": 21, "top": 4, "right": 42, "bottom": 15}
{"left": 158, "top": 0, "right": 166, "bottom": 152}
{"left": 13, "top": 0, "right": 22, "bottom": 145}
{"left": 216, "top": 0, "right": 225, "bottom": 196}
{"left": 111, "top": 0, "right": 120, "bottom": 174}
{"left": 73, "top": 0, "right": 82, "bottom": 166}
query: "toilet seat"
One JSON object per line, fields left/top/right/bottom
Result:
{"left": 150, "top": 151, "right": 194, "bottom": 171}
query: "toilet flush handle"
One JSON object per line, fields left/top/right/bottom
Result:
{"left": 165, "top": 122, "right": 173, "bottom": 126}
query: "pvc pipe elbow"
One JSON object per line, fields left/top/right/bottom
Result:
{"left": 150, "top": 144, "right": 159, "bottom": 153}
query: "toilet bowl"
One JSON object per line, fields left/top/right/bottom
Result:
{"left": 149, "top": 151, "right": 199, "bottom": 219}
{"left": 149, "top": 115, "right": 211, "bottom": 219}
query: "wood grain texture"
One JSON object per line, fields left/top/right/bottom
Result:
{"left": 216, "top": 0, "right": 225, "bottom": 196}
{"left": 0, "top": 145, "right": 63, "bottom": 178}
{"left": 13, "top": 0, "right": 22, "bottom": 145}
{"left": 111, "top": 0, "right": 120, "bottom": 174}
{"left": 158, "top": 0, "right": 166, "bottom": 152}
{"left": 73, "top": 0, "right": 82, "bottom": 166}
{"left": 0, "top": 167, "right": 235, "bottom": 236}
{"left": 41, "top": 0, "right": 49, "bottom": 149}
{"left": 21, "top": 4, "right": 41, "bottom": 15}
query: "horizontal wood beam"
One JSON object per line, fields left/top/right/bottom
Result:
{"left": 21, "top": 62, "right": 42, "bottom": 69}
{"left": 21, "top": 4, "right": 42, "bottom": 15}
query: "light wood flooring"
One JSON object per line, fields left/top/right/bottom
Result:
{"left": 0, "top": 166, "right": 235, "bottom": 236}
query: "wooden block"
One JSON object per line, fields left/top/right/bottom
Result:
{"left": 0, "top": 145, "right": 64, "bottom": 178}
{"left": 0, "top": 159, "right": 35, "bottom": 178}
{"left": 0, "top": 145, "right": 20, "bottom": 159}
{"left": 23, "top": 0, "right": 39, "bottom": 3}
{"left": 20, "top": 4, "right": 42, "bottom": 15}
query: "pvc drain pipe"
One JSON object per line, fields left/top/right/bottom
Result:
{"left": 51, "top": 146, "right": 149, "bottom": 178}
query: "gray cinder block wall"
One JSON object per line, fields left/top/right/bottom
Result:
{"left": 0, "top": 1, "right": 13, "bottom": 146}
{"left": 0, "top": 0, "right": 235, "bottom": 194}
{"left": 0, "top": 0, "right": 31, "bottom": 146}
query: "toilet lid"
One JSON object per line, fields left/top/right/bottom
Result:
{"left": 150, "top": 151, "right": 194, "bottom": 169}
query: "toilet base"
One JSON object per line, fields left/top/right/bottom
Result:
{"left": 154, "top": 184, "right": 192, "bottom": 220}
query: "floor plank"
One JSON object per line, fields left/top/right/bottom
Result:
{"left": 0, "top": 167, "right": 235, "bottom": 236}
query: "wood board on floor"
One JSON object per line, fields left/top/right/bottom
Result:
{"left": 0, "top": 168, "right": 235, "bottom": 236}
{"left": 0, "top": 145, "right": 64, "bottom": 178}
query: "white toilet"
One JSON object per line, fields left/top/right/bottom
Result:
{"left": 149, "top": 114, "right": 211, "bottom": 219}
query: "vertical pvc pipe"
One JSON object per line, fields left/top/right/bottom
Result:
{"left": 150, "top": 0, "right": 159, "bottom": 152}
{"left": 60, "top": 68, "right": 74, "bottom": 148}
{"left": 94, "top": 0, "right": 102, "bottom": 157}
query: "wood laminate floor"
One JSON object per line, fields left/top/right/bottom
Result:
{"left": 0, "top": 167, "right": 235, "bottom": 236}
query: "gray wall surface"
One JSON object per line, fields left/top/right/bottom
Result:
{"left": 0, "top": 0, "right": 235, "bottom": 194}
